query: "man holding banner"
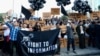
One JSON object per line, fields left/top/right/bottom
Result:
{"left": 5, "top": 20, "right": 21, "bottom": 56}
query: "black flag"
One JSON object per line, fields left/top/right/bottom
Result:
{"left": 61, "top": 5, "right": 68, "bottom": 16}
{"left": 17, "top": 29, "right": 60, "bottom": 56}
{"left": 21, "top": 6, "right": 31, "bottom": 20}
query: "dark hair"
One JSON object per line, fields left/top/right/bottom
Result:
{"left": 91, "top": 21, "right": 95, "bottom": 24}
{"left": 59, "top": 21, "right": 63, "bottom": 25}
{"left": 78, "top": 21, "right": 82, "bottom": 24}
{"left": 97, "top": 21, "right": 100, "bottom": 23}
{"left": 83, "top": 20, "right": 86, "bottom": 24}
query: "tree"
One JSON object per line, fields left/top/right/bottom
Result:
{"left": 61, "top": 15, "right": 68, "bottom": 21}
{"left": 0, "top": 14, "right": 4, "bottom": 22}
{"left": 98, "top": 5, "right": 100, "bottom": 11}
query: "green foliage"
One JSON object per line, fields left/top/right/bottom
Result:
{"left": 98, "top": 5, "right": 100, "bottom": 10}
{"left": 0, "top": 14, "right": 4, "bottom": 22}
{"left": 60, "top": 15, "right": 68, "bottom": 21}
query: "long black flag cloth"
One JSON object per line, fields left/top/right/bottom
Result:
{"left": 17, "top": 29, "right": 60, "bottom": 56}
{"left": 21, "top": 6, "right": 31, "bottom": 20}
{"left": 61, "top": 5, "right": 68, "bottom": 16}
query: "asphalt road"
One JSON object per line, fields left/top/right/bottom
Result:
{"left": 0, "top": 47, "right": 100, "bottom": 56}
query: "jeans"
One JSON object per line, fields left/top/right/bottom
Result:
{"left": 67, "top": 38, "right": 75, "bottom": 51}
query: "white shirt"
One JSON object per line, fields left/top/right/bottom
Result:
{"left": 84, "top": 23, "right": 90, "bottom": 28}
{"left": 80, "top": 26, "right": 84, "bottom": 34}
{"left": 21, "top": 28, "right": 29, "bottom": 31}
{"left": 3, "top": 25, "right": 10, "bottom": 36}
{"left": 67, "top": 23, "right": 71, "bottom": 27}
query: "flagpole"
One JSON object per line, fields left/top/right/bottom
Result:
{"left": 13, "top": 0, "right": 14, "bottom": 15}
{"left": 10, "top": 0, "right": 14, "bottom": 20}
{"left": 20, "top": 0, "right": 22, "bottom": 18}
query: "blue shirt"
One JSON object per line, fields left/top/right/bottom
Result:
{"left": 6, "top": 22, "right": 20, "bottom": 41}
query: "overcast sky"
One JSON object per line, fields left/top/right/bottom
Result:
{"left": 0, "top": 0, "right": 99, "bottom": 17}
{"left": 0, "top": 0, "right": 75, "bottom": 17}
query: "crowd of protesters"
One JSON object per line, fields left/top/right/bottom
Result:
{"left": 0, "top": 16, "right": 100, "bottom": 56}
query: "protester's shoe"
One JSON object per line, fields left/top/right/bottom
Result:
{"left": 73, "top": 50, "right": 77, "bottom": 54}
{"left": 2, "top": 53, "right": 6, "bottom": 56}
{"left": 80, "top": 47, "right": 85, "bottom": 49}
{"left": 66, "top": 51, "right": 69, "bottom": 54}
{"left": 55, "top": 52, "right": 60, "bottom": 55}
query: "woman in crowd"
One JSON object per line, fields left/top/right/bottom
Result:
{"left": 2, "top": 24, "right": 10, "bottom": 56}
{"left": 33, "top": 22, "right": 41, "bottom": 31}
{"left": 28, "top": 24, "right": 33, "bottom": 31}
{"left": 21, "top": 23, "right": 29, "bottom": 31}
{"left": 0, "top": 23, "right": 5, "bottom": 55}
{"left": 59, "top": 21, "right": 67, "bottom": 39}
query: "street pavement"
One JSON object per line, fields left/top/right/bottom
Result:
{"left": 59, "top": 47, "right": 100, "bottom": 56}
{"left": 0, "top": 47, "right": 100, "bottom": 56}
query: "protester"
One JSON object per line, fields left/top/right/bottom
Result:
{"left": 21, "top": 23, "right": 29, "bottom": 31}
{"left": 1, "top": 15, "right": 100, "bottom": 56}
{"left": 5, "top": 20, "right": 21, "bottom": 56}
{"left": 94, "top": 20, "right": 100, "bottom": 49}
{"left": 33, "top": 22, "right": 41, "bottom": 31}
{"left": 66, "top": 20, "right": 76, "bottom": 54}
{"left": 28, "top": 24, "right": 33, "bottom": 31}
{"left": 2, "top": 24, "right": 10, "bottom": 55}
{"left": 87, "top": 21, "right": 96, "bottom": 47}
{"left": 59, "top": 21, "right": 67, "bottom": 39}
{"left": 58, "top": 21, "right": 67, "bottom": 53}
{"left": 0, "top": 23, "right": 4, "bottom": 55}
{"left": 76, "top": 21, "right": 86, "bottom": 49}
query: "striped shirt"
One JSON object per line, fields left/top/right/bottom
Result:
{"left": 6, "top": 22, "right": 20, "bottom": 41}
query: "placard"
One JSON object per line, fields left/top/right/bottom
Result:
{"left": 43, "top": 12, "right": 51, "bottom": 19}
{"left": 51, "top": 8, "right": 60, "bottom": 15}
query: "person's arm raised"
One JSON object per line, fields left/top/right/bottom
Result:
{"left": 5, "top": 21, "right": 13, "bottom": 29}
